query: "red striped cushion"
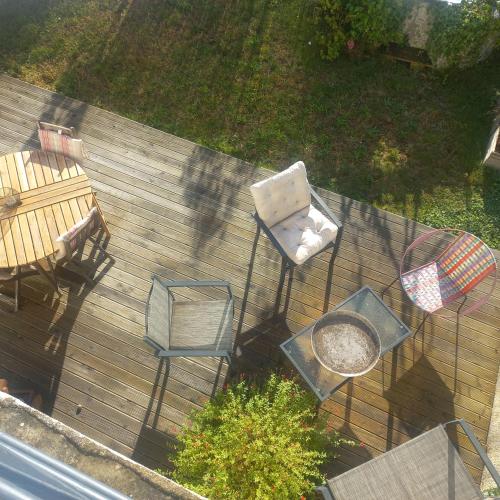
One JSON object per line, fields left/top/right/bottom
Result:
{"left": 38, "top": 129, "right": 85, "bottom": 161}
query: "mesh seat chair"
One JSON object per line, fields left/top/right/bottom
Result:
{"left": 318, "top": 419, "right": 500, "bottom": 500}
{"left": 144, "top": 277, "right": 234, "bottom": 362}
{"left": 37, "top": 121, "right": 87, "bottom": 162}
{"left": 250, "top": 161, "right": 343, "bottom": 281}
{"left": 400, "top": 229, "right": 497, "bottom": 318}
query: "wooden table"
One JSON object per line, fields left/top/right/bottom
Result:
{"left": 0, "top": 150, "right": 93, "bottom": 309}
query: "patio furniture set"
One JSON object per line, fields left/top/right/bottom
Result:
{"left": 3, "top": 120, "right": 498, "bottom": 498}
{"left": 143, "top": 160, "right": 498, "bottom": 498}
{"left": 0, "top": 122, "right": 108, "bottom": 311}
{"left": 145, "top": 161, "right": 497, "bottom": 397}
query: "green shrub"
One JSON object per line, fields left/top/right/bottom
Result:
{"left": 316, "top": 0, "right": 406, "bottom": 60}
{"left": 171, "top": 373, "right": 354, "bottom": 499}
{"left": 428, "top": 0, "right": 500, "bottom": 68}
{"left": 484, "top": 486, "right": 500, "bottom": 497}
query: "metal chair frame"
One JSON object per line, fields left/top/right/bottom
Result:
{"left": 144, "top": 278, "right": 234, "bottom": 363}
{"left": 252, "top": 187, "right": 344, "bottom": 283}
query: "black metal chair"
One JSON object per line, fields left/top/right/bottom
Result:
{"left": 250, "top": 161, "right": 343, "bottom": 287}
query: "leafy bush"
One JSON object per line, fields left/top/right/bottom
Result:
{"left": 316, "top": 0, "right": 406, "bottom": 60}
{"left": 484, "top": 486, "right": 500, "bottom": 497}
{"left": 171, "top": 373, "right": 354, "bottom": 499}
{"left": 428, "top": 0, "right": 500, "bottom": 68}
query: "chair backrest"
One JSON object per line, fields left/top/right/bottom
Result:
{"left": 436, "top": 231, "right": 496, "bottom": 306}
{"left": 38, "top": 121, "right": 75, "bottom": 137}
{"left": 55, "top": 207, "right": 100, "bottom": 262}
{"left": 37, "top": 121, "right": 86, "bottom": 161}
{"left": 145, "top": 277, "right": 172, "bottom": 349}
{"left": 250, "top": 161, "right": 311, "bottom": 227}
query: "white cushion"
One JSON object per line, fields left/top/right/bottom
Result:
{"left": 269, "top": 205, "right": 338, "bottom": 265}
{"left": 250, "top": 161, "right": 310, "bottom": 227}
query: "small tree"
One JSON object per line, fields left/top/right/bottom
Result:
{"left": 171, "top": 373, "right": 354, "bottom": 499}
{"left": 428, "top": 0, "right": 500, "bottom": 68}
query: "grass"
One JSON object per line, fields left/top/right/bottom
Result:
{"left": 0, "top": 0, "right": 499, "bottom": 247}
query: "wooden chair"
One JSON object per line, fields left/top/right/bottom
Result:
{"left": 37, "top": 121, "right": 87, "bottom": 162}
{"left": 52, "top": 195, "right": 110, "bottom": 283}
{"left": 0, "top": 268, "right": 21, "bottom": 312}
{"left": 0, "top": 264, "right": 63, "bottom": 312}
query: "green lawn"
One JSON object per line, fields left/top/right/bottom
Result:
{"left": 1, "top": 0, "right": 499, "bottom": 246}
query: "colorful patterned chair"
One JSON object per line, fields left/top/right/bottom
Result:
{"left": 400, "top": 229, "right": 497, "bottom": 317}
{"left": 37, "top": 121, "right": 87, "bottom": 162}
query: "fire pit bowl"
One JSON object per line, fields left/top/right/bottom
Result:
{"left": 311, "top": 310, "right": 381, "bottom": 377}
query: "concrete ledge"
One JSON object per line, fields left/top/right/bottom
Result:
{"left": 0, "top": 392, "right": 203, "bottom": 499}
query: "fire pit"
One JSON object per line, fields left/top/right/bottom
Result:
{"left": 311, "top": 310, "right": 381, "bottom": 377}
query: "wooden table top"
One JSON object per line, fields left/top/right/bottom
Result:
{"left": 0, "top": 150, "right": 93, "bottom": 268}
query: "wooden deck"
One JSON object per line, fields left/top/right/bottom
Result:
{"left": 0, "top": 74, "right": 498, "bottom": 482}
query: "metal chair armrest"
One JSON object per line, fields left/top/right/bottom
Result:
{"left": 252, "top": 212, "right": 290, "bottom": 261}
{"left": 310, "top": 187, "right": 343, "bottom": 229}
{"left": 143, "top": 336, "right": 163, "bottom": 352}
{"left": 153, "top": 278, "right": 231, "bottom": 289}
{"left": 444, "top": 418, "right": 500, "bottom": 488}
{"left": 316, "top": 484, "right": 334, "bottom": 499}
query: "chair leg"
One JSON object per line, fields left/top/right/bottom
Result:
{"left": 70, "top": 259, "right": 95, "bottom": 285}
{"left": 381, "top": 276, "right": 400, "bottom": 299}
{"left": 414, "top": 312, "right": 429, "bottom": 338}
{"left": 88, "top": 236, "right": 109, "bottom": 255}
{"left": 332, "top": 225, "right": 343, "bottom": 259}
{"left": 14, "top": 266, "right": 19, "bottom": 313}
{"left": 34, "top": 259, "right": 61, "bottom": 296}
{"left": 92, "top": 193, "right": 110, "bottom": 237}
{"left": 274, "top": 257, "right": 288, "bottom": 315}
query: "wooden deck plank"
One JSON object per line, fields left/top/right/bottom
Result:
{"left": 0, "top": 75, "right": 498, "bottom": 483}
{"left": 0, "top": 99, "right": 497, "bottom": 315}
{"left": 0, "top": 123, "right": 496, "bottom": 376}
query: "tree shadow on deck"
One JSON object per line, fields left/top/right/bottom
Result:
{"left": 132, "top": 359, "right": 177, "bottom": 470}
{"left": 179, "top": 147, "right": 257, "bottom": 256}
{"left": 23, "top": 232, "right": 112, "bottom": 415}
{"left": 383, "top": 353, "right": 458, "bottom": 450}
